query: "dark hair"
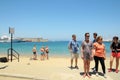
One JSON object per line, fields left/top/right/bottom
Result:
{"left": 93, "top": 33, "right": 97, "bottom": 36}
{"left": 85, "top": 33, "right": 89, "bottom": 37}
{"left": 72, "top": 34, "right": 76, "bottom": 37}
{"left": 113, "top": 36, "right": 118, "bottom": 40}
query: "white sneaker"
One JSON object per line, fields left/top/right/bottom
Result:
{"left": 103, "top": 74, "right": 107, "bottom": 78}
{"left": 96, "top": 73, "right": 99, "bottom": 77}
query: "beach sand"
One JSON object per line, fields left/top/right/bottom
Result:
{"left": 0, "top": 56, "right": 120, "bottom": 80}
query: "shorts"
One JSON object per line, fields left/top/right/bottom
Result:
{"left": 71, "top": 53, "right": 79, "bottom": 59}
{"left": 112, "top": 52, "right": 120, "bottom": 58}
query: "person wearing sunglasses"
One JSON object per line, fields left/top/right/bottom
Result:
{"left": 81, "top": 33, "right": 93, "bottom": 78}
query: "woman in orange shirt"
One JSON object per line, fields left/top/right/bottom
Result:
{"left": 93, "top": 36, "right": 106, "bottom": 78}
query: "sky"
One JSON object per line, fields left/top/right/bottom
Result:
{"left": 0, "top": 0, "right": 120, "bottom": 41}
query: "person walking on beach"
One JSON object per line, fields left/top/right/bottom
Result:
{"left": 81, "top": 33, "right": 93, "bottom": 78}
{"left": 93, "top": 36, "right": 106, "bottom": 78}
{"left": 45, "top": 46, "right": 49, "bottom": 60}
{"left": 108, "top": 36, "right": 120, "bottom": 73}
{"left": 68, "top": 34, "right": 79, "bottom": 69}
{"left": 32, "top": 45, "right": 37, "bottom": 60}
{"left": 92, "top": 33, "right": 98, "bottom": 72}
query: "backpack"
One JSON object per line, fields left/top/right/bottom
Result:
{"left": 0, "top": 57, "right": 8, "bottom": 63}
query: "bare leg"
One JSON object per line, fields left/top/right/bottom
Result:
{"left": 116, "top": 57, "right": 119, "bottom": 72}
{"left": 40, "top": 55, "right": 42, "bottom": 60}
{"left": 110, "top": 55, "right": 114, "bottom": 69}
{"left": 87, "top": 60, "right": 91, "bottom": 78}
{"left": 75, "top": 58, "right": 78, "bottom": 66}
{"left": 83, "top": 60, "right": 87, "bottom": 78}
{"left": 71, "top": 59, "right": 73, "bottom": 67}
{"left": 41, "top": 55, "right": 44, "bottom": 61}
{"left": 47, "top": 54, "right": 49, "bottom": 60}
{"left": 43, "top": 54, "right": 45, "bottom": 60}
{"left": 35, "top": 54, "right": 37, "bottom": 60}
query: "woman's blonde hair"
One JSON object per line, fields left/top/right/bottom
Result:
{"left": 96, "top": 36, "right": 103, "bottom": 42}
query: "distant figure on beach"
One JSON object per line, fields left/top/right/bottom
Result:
{"left": 32, "top": 45, "right": 37, "bottom": 60}
{"left": 92, "top": 33, "right": 98, "bottom": 72}
{"left": 68, "top": 34, "right": 79, "bottom": 69}
{"left": 45, "top": 46, "right": 49, "bottom": 60}
{"left": 40, "top": 47, "right": 45, "bottom": 60}
{"left": 93, "top": 36, "right": 106, "bottom": 78}
{"left": 108, "top": 36, "right": 120, "bottom": 73}
{"left": 81, "top": 33, "right": 93, "bottom": 78}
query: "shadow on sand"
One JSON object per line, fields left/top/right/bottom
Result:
{"left": 80, "top": 71, "right": 105, "bottom": 77}
{"left": 0, "top": 65, "right": 8, "bottom": 69}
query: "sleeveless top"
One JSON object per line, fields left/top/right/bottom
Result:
{"left": 93, "top": 42, "right": 105, "bottom": 58}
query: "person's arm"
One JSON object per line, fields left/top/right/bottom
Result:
{"left": 110, "top": 42, "right": 116, "bottom": 52}
{"left": 81, "top": 42, "right": 84, "bottom": 59}
{"left": 40, "top": 48, "right": 42, "bottom": 52}
{"left": 110, "top": 43, "right": 113, "bottom": 51}
{"left": 81, "top": 47, "right": 84, "bottom": 59}
{"left": 103, "top": 44, "right": 106, "bottom": 60}
{"left": 92, "top": 43, "right": 95, "bottom": 58}
{"left": 68, "top": 41, "right": 71, "bottom": 50}
{"left": 68, "top": 41, "right": 72, "bottom": 53}
{"left": 92, "top": 43, "right": 96, "bottom": 57}
{"left": 117, "top": 49, "right": 120, "bottom": 51}
{"left": 116, "top": 43, "right": 120, "bottom": 51}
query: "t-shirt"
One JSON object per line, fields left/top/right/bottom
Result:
{"left": 68, "top": 40, "right": 79, "bottom": 53}
{"left": 93, "top": 42, "right": 105, "bottom": 58}
{"left": 93, "top": 39, "right": 96, "bottom": 43}
{"left": 81, "top": 41, "right": 93, "bottom": 54}
{"left": 111, "top": 42, "right": 120, "bottom": 52}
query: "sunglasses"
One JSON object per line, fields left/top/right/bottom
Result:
{"left": 86, "top": 36, "right": 90, "bottom": 37}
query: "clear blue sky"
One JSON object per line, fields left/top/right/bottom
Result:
{"left": 0, "top": 0, "right": 120, "bottom": 41}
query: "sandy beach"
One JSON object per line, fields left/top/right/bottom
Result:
{"left": 0, "top": 56, "right": 120, "bottom": 80}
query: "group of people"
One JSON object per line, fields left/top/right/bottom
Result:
{"left": 32, "top": 45, "right": 49, "bottom": 60}
{"left": 68, "top": 33, "right": 120, "bottom": 78}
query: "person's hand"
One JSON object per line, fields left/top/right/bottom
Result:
{"left": 90, "top": 55, "right": 93, "bottom": 61}
{"left": 112, "top": 49, "right": 115, "bottom": 51}
{"left": 69, "top": 49, "right": 72, "bottom": 53}
{"left": 103, "top": 56, "right": 106, "bottom": 60}
{"left": 81, "top": 55, "right": 84, "bottom": 59}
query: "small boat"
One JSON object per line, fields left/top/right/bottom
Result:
{"left": 0, "top": 35, "right": 10, "bottom": 43}
{"left": 0, "top": 35, "right": 25, "bottom": 43}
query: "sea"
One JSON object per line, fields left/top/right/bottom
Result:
{"left": 0, "top": 41, "right": 111, "bottom": 57}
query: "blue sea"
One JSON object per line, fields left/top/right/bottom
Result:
{"left": 0, "top": 41, "right": 111, "bottom": 57}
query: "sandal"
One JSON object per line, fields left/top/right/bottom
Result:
{"left": 83, "top": 73, "right": 87, "bottom": 78}
{"left": 108, "top": 68, "right": 112, "bottom": 72}
{"left": 115, "top": 69, "right": 119, "bottom": 73}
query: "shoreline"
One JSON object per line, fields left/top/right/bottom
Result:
{"left": 0, "top": 53, "right": 111, "bottom": 58}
